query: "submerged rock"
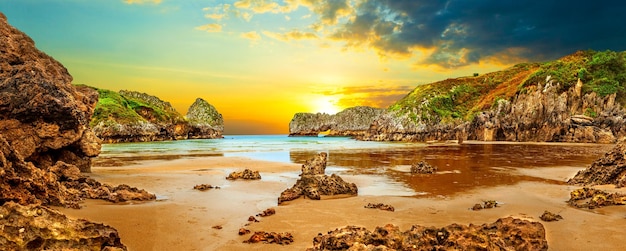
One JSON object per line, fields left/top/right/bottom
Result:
{"left": 568, "top": 139, "right": 626, "bottom": 187}
{"left": 307, "top": 217, "right": 548, "bottom": 251}
{"left": 226, "top": 169, "right": 261, "bottom": 180}
{"left": 410, "top": 161, "right": 437, "bottom": 174}
{"left": 278, "top": 153, "right": 357, "bottom": 204}
{"left": 0, "top": 202, "right": 126, "bottom": 250}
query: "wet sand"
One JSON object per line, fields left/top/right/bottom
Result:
{"left": 58, "top": 147, "right": 626, "bottom": 250}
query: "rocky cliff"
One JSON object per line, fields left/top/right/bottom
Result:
{"left": 360, "top": 50, "right": 626, "bottom": 143}
{"left": 289, "top": 106, "right": 385, "bottom": 137}
{"left": 90, "top": 89, "right": 223, "bottom": 143}
{"left": 568, "top": 138, "right": 626, "bottom": 187}
{"left": 186, "top": 98, "right": 223, "bottom": 139}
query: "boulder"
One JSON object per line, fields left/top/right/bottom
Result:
{"left": 568, "top": 139, "right": 626, "bottom": 187}
{"left": 567, "top": 187, "right": 626, "bottom": 209}
{"left": 226, "top": 169, "right": 261, "bottom": 180}
{"left": 278, "top": 153, "right": 357, "bottom": 204}
{"left": 307, "top": 217, "right": 548, "bottom": 251}
{"left": 0, "top": 202, "right": 126, "bottom": 250}
{"left": 410, "top": 161, "right": 437, "bottom": 174}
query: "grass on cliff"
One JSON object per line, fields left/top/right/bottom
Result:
{"left": 390, "top": 50, "right": 626, "bottom": 124}
{"left": 88, "top": 88, "right": 184, "bottom": 127}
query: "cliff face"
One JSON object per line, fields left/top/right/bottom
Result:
{"left": 360, "top": 50, "right": 626, "bottom": 143}
{"left": 289, "top": 106, "right": 385, "bottom": 136}
{"left": 90, "top": 89, "right": 223, "bottom": 143}
{"left": 186, "top": 98, "right": 224, "bottom": 139}
{"left": 0, "top": 13, "right": 100, "bottom": 172}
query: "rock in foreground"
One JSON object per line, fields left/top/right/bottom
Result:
{"left": 0, "top": 202, "right": 126, "bottom": 250}
{"left": 568, "top": 139, "right": 626, "bottom": 187}
{"left": 226, "top": 169, "right": 261, "bottom": 180}
{"left": 307, "top": 217, "right": 547, "bottom": 251}
{"left": 410, "top": 161, "right": 437, "bottom": 174}
{"left": 567, "top": 187, "right": 626, "bottom": 209}
{"left": 278, "top": 152, "right": 357, "bottom": 204}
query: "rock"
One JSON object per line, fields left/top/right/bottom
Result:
{"left": 257, "top": 208, "right": 276, "bottom": 217}
{"left": 244, "top": 231, "right": 294, "bottom": 245}
{"left": 567, "top": 187, "right": 626, "bottom": 209}
{"left": 0, "top": 13, "right": 100, "bottom": 172}
{"left": 289, "top": 106, "right": 385, "bottom": 137}
{"left": 0, "top": 202, "right": 126, "bottom": 250}
{"left": 307, "top": 217, "right": 548, "bottom": 250}
{"left": 186, "top": 98, "right": 224, "bottom": 139}
{"left": 248, "top": 216, "right": 259, "bottom": 222}
{"left": 278, "top": 153, "right": 358, "bottom": 204}
{"left": 193, "top": 184, "right": 220, "bottom": 191}
{"left": 212, "top": 225, "right": 223, "bottom": 230}
{"left": 226, "top": 169, "right": 261, "bottom": 180}
{"left": 238, "top": 228, "right": 251, "bottom": 235}
{"left": 568, "top": 139, "right": 626, "bottom": 187}
{"left": 410, "top": 161, "right": 437, "bottom": 174}
{"left": 471, "top": 200, "right": 499, "bottom": 210}
{"left": 364, "top": 203, "right": 395, "bottom": 212}
{"left": 540, "top": 211, "right": 563, "bottom": 222}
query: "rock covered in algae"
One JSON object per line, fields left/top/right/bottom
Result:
{"left": 0, "top": 202, "right": 126, "bottom": 250}
{"left": 307, "top": 217, "right": 548, "bottom": 251}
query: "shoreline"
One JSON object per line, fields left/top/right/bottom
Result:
{"left": 57, "top": 155, "right": 626, "bottom": 250}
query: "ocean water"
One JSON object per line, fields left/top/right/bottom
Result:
{"left": 97, "top": 135, "right": 613, "bottom": 197}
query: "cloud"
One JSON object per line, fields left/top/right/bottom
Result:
{"left": 329, "top": 0, "right": 626, "bottom": 68}
{"left": 195, "top": 24, "right": 223, "bottom": 33}
{"left": 241, "top": 31, "right": 262, "bottom": 43}
{"left": 123, "top": 0, "right": 161, "bottom": 4}
{"left": 319, "top": 85, "right": 415, "bottom": 108}
{"left": 263, "top": 30, "right": 317, "bottom": 41}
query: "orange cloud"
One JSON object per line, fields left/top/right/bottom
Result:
{"left": 195, "top": 24, "right": 223, "bottom": 33}
{"left": 319, "top": 85, "right": 415, "bottom": 108}
{"left": 263, "top": 30, "right": 317, "bottom": 41}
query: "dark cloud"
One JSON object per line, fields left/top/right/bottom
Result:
{"left": 330, "top": 0, "right": 626, "bottom": 67}
{"left": 319, "top": 85, "right": 414, "bottom": 108}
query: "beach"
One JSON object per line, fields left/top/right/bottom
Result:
{"left": 56, "top": 137, "right": 625, "bottom": 250}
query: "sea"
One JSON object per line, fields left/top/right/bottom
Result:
{"left": 96, "top": 135, "right": 613, "bottom": 197}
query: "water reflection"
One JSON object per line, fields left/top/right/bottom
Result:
{"left": 290, "top": 143, "right": 612, "bottom": 197}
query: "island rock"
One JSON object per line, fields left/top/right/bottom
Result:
{"left": 186, "top": 97, "right": 224, "bottom": 139}
{"left": 289, "top": 106, "right": 385, "bottom": 137}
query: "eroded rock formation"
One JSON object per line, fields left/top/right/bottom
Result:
{"left": 186, "top": 97, "right": 224, "bottom": 139}
{"left": 226, "top": 169, "right": 261, "bottom": 180}
{"left": 307, "top": 217, "right": 548, "bottom": 251}
{"left": 278, "top": 152, "right": 358, "bottom": 204}
{"left": 410, "top": 161, "right": 437, "bottom": 174}
{"left": 568, "top": 139, "right": 626, "bottom": 187}
{"left": 567, "top": 187, "right": 626, "bottom": 209}
{"left": 289, "top": 106, "right": 385, "bottom": 137}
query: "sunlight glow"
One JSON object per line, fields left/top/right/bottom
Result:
{"left": 312, "top": 96, "right": 341, "bottom": 114}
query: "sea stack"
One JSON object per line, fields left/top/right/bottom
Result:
{"left": 186, "top": 97, "right": 224, "bottom": 139}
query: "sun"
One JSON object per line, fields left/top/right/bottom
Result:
{"left": 312, "top": 96, "right": 341, "bottom": 114}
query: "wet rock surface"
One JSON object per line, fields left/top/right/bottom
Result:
{"left": 0, "top": 202, "right": 126, "bottom": 250}
{"left": 567, "top": 187, "right": 626, "bottom": 209}
{"left": 226, "top": 169, "right": 261, "bottom": 180}
{"left": 470, "top": 200, "right": 499, "bottom": 211}
{"left": 289, "top": 106, "right": 385, "bottom": 137}
{"left": 243, "top": 231, "right": 294, "bottom": 245}
{"left": 278, "top": 153, "right": 358, "bottom": 204}
{"left": 540, "top": 211, "right": 563, "bottom": 222}
{"left": 307, "top": 217, "right": 547, "bottom": 251}
{"left": 568, "top": 139, "right": 626, "bottom": 187}
{"left": 410, "top": 161, "right": 437, "bottom": 174}
{"left": 364, "top": 203, "right": 395, "bottom": 212}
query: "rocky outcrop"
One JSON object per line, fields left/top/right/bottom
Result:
{"left": 568, "top": 139, "right": 626, "bottom": 187}
{"left": 289, "top": 106, "right": 385, "bottom": 137}
{"left": 91, "top": 89, "right": 223, "bottom": 143}
{"left": 278, "top": 152, "right": 358, "bottom": 204}
{"left": 411, "top": 161, "right": 437, "bottom": 174}
{"left": 359, "top": 51, "right": 626, "bottom": 143}
{"left": 307, "top": 217, "right": 548, "bottom": 251}
{"left": 0, "top": 13, "right": 100, "bottom": 173}
{"left": 567, "top": 187, "right": 626, "bottom": 209}
{"left": 186, "top": 98, "right": 224, "bottom": 139}
{"left": 0, "top": 202, "right": 126, "bottom": 250}
{"left": 226, "top": 169, "right": 261, "bottom": 180}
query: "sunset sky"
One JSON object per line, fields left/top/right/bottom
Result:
{"left": 2, "top": 1, "right": 625, "bottom": 134}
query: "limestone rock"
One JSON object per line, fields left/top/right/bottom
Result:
{"left": 278, "top": 153, "right": 357, "bottom": 204}
{"left": 244, "top": 231, "right": 294, "bottom": 245}
{"left": 0, "top": 202, "right": 126, "bottom": 250}
{"left": 289, "top": 106, "right": 385, "bottom": 137}
{"left": 410, "top": 161, "right": 437, "bottom": 174}
{"left": 0, "top": 13, "right": 100, "bottom": 172}
{"left": 539, "top": 211, "right": 563, "bottom": 222}
{"left": 226, "top": 169, "right": 261, "bottom": 180}
{"left": 186, "top": 98, "right": 224, "bottom": 139}
{"left": 567, "top": 187, "right": 626, "bottom": 209}
{"left": 307, "top": 217, "right": 548, "bottom": 251}
{"left": 568, "top": 139, "right": 626, "bottom": 187}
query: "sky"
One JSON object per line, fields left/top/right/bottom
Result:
{"left": 1, "top": 0, "right": 626, "bottom": 134}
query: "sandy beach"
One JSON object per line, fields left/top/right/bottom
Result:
{"left": 55, "top": 152, "right": 626, "bottom": 251}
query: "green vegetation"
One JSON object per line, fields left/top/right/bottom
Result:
{"left": 89, "top": 87, "right": 184, "bottom": 127}
{"left": 390, "top": 50, "right": 626, "bottom": 124}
